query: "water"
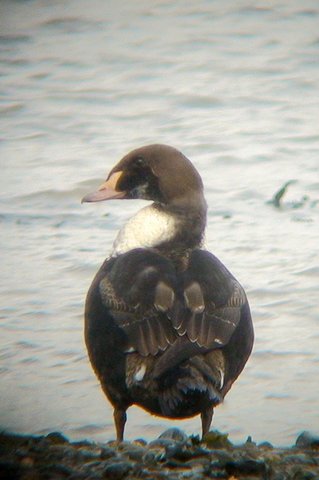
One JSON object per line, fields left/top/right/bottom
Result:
{"left": 0, "top": 0, "right": 318, "bottom": 446}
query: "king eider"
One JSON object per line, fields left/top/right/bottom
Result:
{"left": 82, "top": 144, "right": 254, "bottom": 441}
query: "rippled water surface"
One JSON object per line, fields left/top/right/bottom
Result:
{"left": 1, "top": 0, "right": 318, "bottom": 446}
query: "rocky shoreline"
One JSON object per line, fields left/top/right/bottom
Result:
{"left": 0, "top": 428, "right": 318, "bottom": 479}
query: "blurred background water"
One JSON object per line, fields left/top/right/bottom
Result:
{"left": 0, "top": 0, "right": 318, "bottom": 446}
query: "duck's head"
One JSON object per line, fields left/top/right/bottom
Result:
{"left": 82, "top": 144, "right": 206, "bottom": 210}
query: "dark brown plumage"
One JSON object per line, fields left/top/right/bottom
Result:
{"left": 82, "top": 144, "right": 254, "bottom": 441}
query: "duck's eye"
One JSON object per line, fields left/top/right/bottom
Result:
{"left": 135, "top": 156, "right": 145, "bottom": 167}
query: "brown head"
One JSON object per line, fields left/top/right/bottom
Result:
{"left": 82, "top": 144, "right": 206, "bottom": 212}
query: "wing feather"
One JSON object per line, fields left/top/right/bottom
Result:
{"left": 97, "top": 249, "right": 178, "bottom": 357}
{"left": 152, "top": 249, "right": 249, "bottom": 377}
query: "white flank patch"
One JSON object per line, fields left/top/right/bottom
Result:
{"left": 134, "top": 364, "right": 146, "bottom": 382}
{"left": 124, "top": 346, "right": 136, "bottom": 353}
{"left": 218, "top": 367, "right": 225, "bottom": 389}
{"left": 111, "top": 205, "right": 177, "bottom": 256}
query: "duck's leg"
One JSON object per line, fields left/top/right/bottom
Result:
{"left": 114, "top": 407, "right": 127, "bottom": 442}
{"left": 201, "top": 406, "right": 214, "bottom": 438}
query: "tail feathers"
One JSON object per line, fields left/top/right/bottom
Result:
{"left": 158, "top": 362, "right": 222, "bottom": 417}
{"left": 152, "top": 336, "right": 206, "bottom": 379}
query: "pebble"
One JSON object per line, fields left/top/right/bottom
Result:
{"left": 208, "top": 448, "right": 235, "bottom": 465}
{"left": 158, "top": 428, "right": 189, "bottom": 442}
{"left": 133, "top": 438, "right": 147, "bottom": 446}
{"left": 258, "top": 441, "right": 274, "bottom": 449}
{"left": 46, "top": 431, "right": 69, "bottom": 444}
{"left": 119, "top": 443, "right": 148, "bottom": 461}
{"left": 284, "top": 453, "right": 315, "bottom": 465}
{"left": 295, "top": 431, "right": 319, "bottom": 449}
{"left": 203, "top": 430, "right": 232, "bottom": 449}
{"left": 100, "top": 445, "right": 117, "bottom": 460}
{"left": 102, "top": 461, "right": 133, "bottom": 479}
{"left": 148, "top": 437, "right": 180, "bottom": 449}
{"left": 224, "top": 458, "right": 267, "bottom": 476}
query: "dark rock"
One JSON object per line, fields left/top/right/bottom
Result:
{"left": 203, "top": 430, "right": 232, "bottom": 449}
{"left": 0, "top": 460, "right": 23, "bottom": 480}
{"left": 295, "top": 431, "right": 319, "bottom": 449}
{"left": 189, "top": 434, "right": 201, "bottom": 445}
{"left": 165, "top": 442, "right": 208, "bottom": 462}
{"left": 225, "top": 458, "right": 267, "bottom": 476}
{"left": 142, "top": 450, "right": 160, "bottom": 465}
{"left": 208, "top": 449, "right": 235, "bottom": 466}
{"left": 102, "top": 461, "right": 133, "bottom": 479}
{"left": 13, "top": 447, "right": 30, "bottom": 459}
{"left": 38, "top": 462, "right": 75, "bottom": 477}
{"left": 271, "top": 474, "right": 286, "bottom": 480}
{"left": 120, "top": 443, "right": 147, "bottom": 461}
{"left": 205, "top": 472, "right": 227, "bottom": 479}
{"left": 76, "top": 447, "right": 105, "bottom": 462}
{"left": 185, "top": 456, "right": 211, "bottom": 468}
{"left": 258, "top": 441, "right": 274, "bottom": 449}
{"left": 100, "top": 446, "right": 116, "bottom": 460}
{"left": 289, "top": 467, "right": 319, "bottom": 480}
{"left": 165, "top": 443, "right": 189, "bottom": 460}
{"left": 148, "top": 438, "right": 174, "bottom": 449}
{"left": 245, "top": 435, "right": 256, "bottom": 445}
{"left": 44, "top": 443, "right": 79, "bottom": 462}
{"left": 69, "top": 474, "right": 96, "bottom": 480}
{"left": 83, "top": 459, "right": 114, "bottom": 473}
{"left": 133, "top": 438, "right": 147, "bottom": 446}
{"left": 72, "top": 440, "right": 92, "bottom": 447}
{"left": 158, "top": 428, "right": 188, "bottom": 443}
{"left": 46, "top": 431, "right": 69, "bottom": 445}
{"left": 0, "top": 431, "right": 43, "bottom": 453}
{"left": 165, "top": 458, "right": 189, "bottom": 469}
{"left": 284, "top": 453, "right": 314, "bottom": 465}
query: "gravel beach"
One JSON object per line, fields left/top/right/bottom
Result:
{"left": 1, "top": 428, "right": 318, "bottom": 480}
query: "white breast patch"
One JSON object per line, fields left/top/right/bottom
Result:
{"left": 111, "top": 205, "right": 177, "bottom": 256}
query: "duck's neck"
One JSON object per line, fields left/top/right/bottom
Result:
{"left": 111, "top": 200, "right": 207, "bottom": 258}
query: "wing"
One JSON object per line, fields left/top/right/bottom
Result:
{"left": 97, "top": 248, "right": 178, "bottom": 356}
{"left": 179, "top": 249, "right": 247, "bottom": 347}
{"left": 152, "top": 249, "right": 250, "bottom": 378}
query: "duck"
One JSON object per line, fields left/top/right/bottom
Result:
{"left": 82, "top": 144, "right": 254, "bottom": 442}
